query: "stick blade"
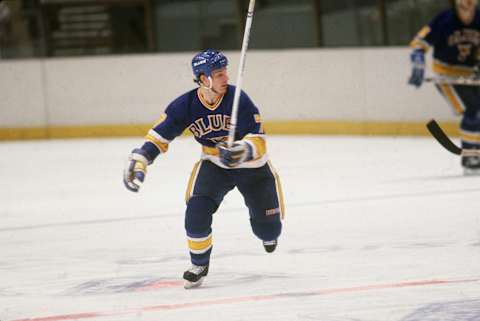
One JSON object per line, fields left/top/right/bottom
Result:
{"left": 426, "top": 119, "right": 462, "bottom": 155}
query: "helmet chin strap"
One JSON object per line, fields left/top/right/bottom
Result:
{"left": 200, "top": 76, "right": 220, "bottom": 95}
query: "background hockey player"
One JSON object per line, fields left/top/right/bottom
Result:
{"left": 408, "top": 0, "right": 480, "bottom": 174}
{"left": 123, "top": 49, "right": 284, "bottom": 289}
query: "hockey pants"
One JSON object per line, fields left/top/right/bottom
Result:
{"left": 184, "top": 160, "right": 284, "bottom": 266}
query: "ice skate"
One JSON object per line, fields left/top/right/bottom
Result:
{"left": 183, "top": 263, "right": 209, "bottom": 289}
{"left": 463, "top": 167, "right": 480, "bottom": 175}
{"left": 462, "top": 154, "right": 480, "bottom": 176}
{"left": 263, "top": 239, "right": 277, "bottom": 253}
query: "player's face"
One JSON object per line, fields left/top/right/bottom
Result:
{"left": 210, "top": 68, "right": 229, "bottom": 94}
{"left": 457, "top": 0, "right": 477, "bottom": 12}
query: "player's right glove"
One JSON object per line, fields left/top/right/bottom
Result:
{"left": 217, "top": 140, "right": 253, "bottom": 168}
{"left": 408, "top": 49, "right": 425, "bottom": 88}
{"left": 123, "top": 148, "right": 150, "bottom": 192}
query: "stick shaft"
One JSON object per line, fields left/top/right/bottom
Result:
{"left": 227, "top": 0, "right": 256, "bottom": 146}
{"left": 425, "top": 77, "right": 480, "bottom": 86}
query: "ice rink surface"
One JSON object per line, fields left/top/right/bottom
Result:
{"left": 1, "top": 135, "right": 480, "bottom": 321}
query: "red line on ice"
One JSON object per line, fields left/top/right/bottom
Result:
{"left": 12, "top": 312, "right": 100, "bottom": 321}
{"left": 11, "top": 278, "right": 479, "bottom": 321}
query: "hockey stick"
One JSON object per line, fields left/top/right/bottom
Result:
{"left": 426, "top": 119, "right": 462, "bottom": 155}
{"left": 426, "top": 119, "right": 480, "bottom": 157}
{"left": 425, "top": 76, "right": 480, "bottom": 86}
{"left": 227, "top": 0, "right": 256, "bottom": 147}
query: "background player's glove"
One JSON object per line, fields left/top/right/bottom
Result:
{"left": 217, "top": 140, "right": 253, "bottom": 168}
{"left": 474, "top": 64, "right": 480, "bottom": 79}
{"left": 123, "top": 148, "right": 150, "bottom": 192}
{"left": 408, "top": 49, "right": 425, "bottom": 88}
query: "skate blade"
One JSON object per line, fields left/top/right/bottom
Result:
{"left": 463, "top": 168, "right": 480, "bottom": 176}
{"left": 183, "top": 277, "right": 205, "bottom": 289}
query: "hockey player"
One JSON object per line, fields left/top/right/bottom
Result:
{"left": 123, "top": 49, "right": 284, "bottom": 289}
{"left": 408, "top": 0, "right": 480, "bottom": 174}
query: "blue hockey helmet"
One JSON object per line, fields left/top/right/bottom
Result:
{"left": 192, "top": 49, "right": 228, "bottom": 81}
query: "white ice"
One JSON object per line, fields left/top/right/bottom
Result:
{"left": 1, "top": 136, "right": 480, "bottom": 321}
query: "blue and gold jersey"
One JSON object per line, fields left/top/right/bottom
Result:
{"left": 410, "top": 8, "right": 480, "bottom": 77}
{"left": 141, "top": 85, "right": 268, "bottom": 169}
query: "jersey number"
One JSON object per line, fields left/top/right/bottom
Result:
{"left": 458, "top": 44, "right": 472, "bottom": 62}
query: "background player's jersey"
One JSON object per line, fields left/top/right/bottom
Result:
{"left": 141, "top": 84, "right": 268, "bottom": 169}
{"left": 410, "top": 8, "right": 480, "bottom": 77}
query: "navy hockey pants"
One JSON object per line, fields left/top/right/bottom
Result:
{"left": 436, "top": 83, "right": 480, "bottom": 149}
{"left": 184, "top": 160, "right": 284, "bottom": 266}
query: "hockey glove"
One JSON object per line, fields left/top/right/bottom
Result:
{"left": 123, "top": 148, "right": 150, "bottom": 192}
{"left": 474, "top": 64, "right": 480, "bottom": 79}
{"left": 217, "top": 140, "right": 253, "bottom": 168}
{"left": 408, "top": 49, "right": 425, "bottom": 88}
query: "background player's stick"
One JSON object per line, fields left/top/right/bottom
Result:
{"left": 425, "top": 77, "right": 480, "bottom": 86}
{"left": 427, "top": 119, "right": 480, "bottom": 157}
{"left": 227, "top": 0, "right": 256, "bottom": 147}
{"left": 426, "top": 119, "right": 462, "bottom": 155}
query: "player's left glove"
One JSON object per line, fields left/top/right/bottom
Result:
{"left": 217, "top": 140, "right": 253, "bottom": 168}
{"left": 123, "top": 148, "right": 150, "bottom": 192}
{"left": 408, "top": 49, "right": 425, "bottom": 88}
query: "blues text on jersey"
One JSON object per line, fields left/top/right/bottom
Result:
{"left": 139, "top": 85, "right": 268, "bottom": 169}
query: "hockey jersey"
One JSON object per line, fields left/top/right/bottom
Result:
{"left": 410, "top": 8, "right": 480, "bottom": 77}
{"left": 140, "top": 85, "right": 268, "bottom": 169}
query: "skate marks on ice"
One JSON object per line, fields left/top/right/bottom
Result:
{"left": 298, "top": 299, "right": 480, "bottom": 321}
{"left": 400, "top": 299, "right": 480, "bottom": 321}
{"left": 286, "top": 238, "right": 475, "bottom": 255}
{"left": 298, "top": 317, "right": 366, "bottom": 321}
{"left": 62, "top": 276, "right": 184, "bottom": 295}
{"left": 197, "top": 271, "right": 290, "bottom": 289}
{"left": 4, "top": 177, "right": 480, "bottom": 234}
{"left": 113, "top": 251, "right": 280, "bottom": 277}
{"left": 116, "top": 255, "right": 186, "bottom": 265}
{"left": 0, "top": 287, "right": 23, "bottom": 297}
{"left": 3, "top": 185, "right": 479, "bottom": 233}
{"left": 288, "top": 187, "right": 480, "bottom": 209}
{"left": 8, "top": 278, "right": 480, "bottom": 321}
{"left": 0, "top": 214, "right": 176, "bottom": 233}
{"left": 115, "top": 248, "right": 276, "bottom": 266}
{"left": 288, "top": 245, "right": 344, "bottom": 255}
{"left": 61, "top": 270, "right": 288, "bottom": 296}
{"left": 382, "top": 173, "right": 480, "bottom": 183}
{"left": 59, "top": 271, "right": 287, "bottom": 296}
